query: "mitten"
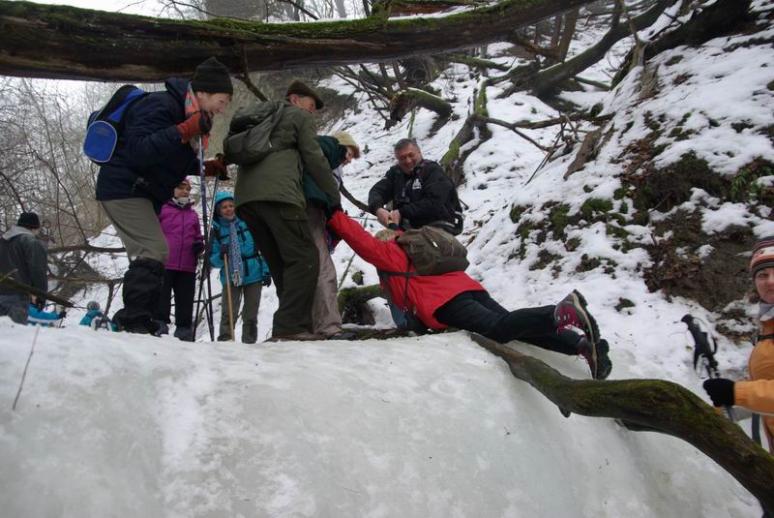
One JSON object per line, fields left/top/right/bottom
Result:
{"left": 176, "top": 111, "right": 212, "bottom": 143}
{"left": 204, "top": 157, "right": 229, "bottom": 180}
{"left": 703, "top": 378, "right": 735, "bottom": 407}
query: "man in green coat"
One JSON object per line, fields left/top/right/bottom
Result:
{"left": 235, "top": 80, "right": 341, "bottom": 340}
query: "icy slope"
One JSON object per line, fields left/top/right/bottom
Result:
{"left": 0, "top": 321, "right": 757, "bottom": 517}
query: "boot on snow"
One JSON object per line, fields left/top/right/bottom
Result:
{"left": 577, "top": 337, "right": 612, "bottom": 380}
{"left": 553, "top": 290, "right": 600, "bottom": 345}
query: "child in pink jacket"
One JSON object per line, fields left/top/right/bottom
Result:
{"left": 154, "top": 178, "right": 203, "bottom": 341}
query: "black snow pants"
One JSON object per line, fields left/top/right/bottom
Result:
{"left": 154, "top": 269, "right": 196, "bottom": 328}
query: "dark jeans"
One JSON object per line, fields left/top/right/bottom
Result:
{"left": 0, "top": 293, "right": 29, "bottom": 324}
{"left": 237, "top": 201, "right": 318, "bottom": 336}
{"left": 154, "top": 269, "right": 195, "bottom": 328}
{"left": 434, "top": 290, "right": 580, "bottom": 355}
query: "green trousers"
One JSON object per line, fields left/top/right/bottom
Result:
{"left": 237, "top": 201, "right": 318, "bottom": 337}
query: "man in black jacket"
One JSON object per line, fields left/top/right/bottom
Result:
{"left": 95, "top": 57, "right": 233, "bottom": 334}
{"left": 368, "top": 138, "right": 461, "bottom": 234}
{"left": 0, "top": 212, "right": 48, "bottom": 324}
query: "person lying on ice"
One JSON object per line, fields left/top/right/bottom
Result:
{"left": 327, "top": 210, "right": 613, "bottom": 379}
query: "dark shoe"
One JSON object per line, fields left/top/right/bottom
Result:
{"left": 554, "top": 290, "right": 599, "bottom": 345}
{"left": 577, "top": 337, "right": 612, "bottom": 380}
{"left": 266, "top": 332, "right": 324, "bottom": 342}
{"left": 114, "top": 310, "right": 160, "bottom": 336}
{"left": 325, "top": 330, "right": 359, "bottom": 340}
{"left": 217, "top": 334, "right": 232, "bottom": 342}
{"left": 174, "top": 326, "right": 194, "bottom": 342}
{"left": 154, "top": 320, "right": 169, "bottom": 335}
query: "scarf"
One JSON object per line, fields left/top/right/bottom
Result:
{"left": 225, "top": 219, "right": 245, "bottom": 287}
{"left": 760, "top": 302, "right": 774, "bottom": 322}
{"left": 184, "top": 85, "right": 209, "bottom": 151}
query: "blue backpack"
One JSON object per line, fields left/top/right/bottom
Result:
{"left": 83, "top": 85, "right": 146, "bottom": 163}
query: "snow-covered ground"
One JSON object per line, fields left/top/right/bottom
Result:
{"left": 0, "top": 321, "right": 758, "bottom": 517}
{"left": 2, "top": 2, "right": 773, "bottom": 517}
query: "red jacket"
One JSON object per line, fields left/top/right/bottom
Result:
{"left": 328, "top": 211, "right": 484, "bottom": 330}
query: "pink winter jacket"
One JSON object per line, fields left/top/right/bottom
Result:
{"left": 159, "top": 200, "right": 203, "bottom": 272}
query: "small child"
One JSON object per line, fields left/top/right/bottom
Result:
{"left": 155, "top": 178, "right": 204, "bottom": 341}
{"left": 27, "top": 303, "right": 65, "bottom": 327}
{"left": 210, "top": 191, "right": 271, "bottom": 344}
{"left": 80, "top": 300, "right": 116, "bottom": 331}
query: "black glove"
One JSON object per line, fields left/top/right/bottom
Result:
{"left": 193, "top": 241, "right": 205, "bottom": 256}
{"left": 58, "top": 310, "right": 67, "bottom": 319}
{"left": 703, "top": 378, "right": 735, "bottom": 407}
{"left": 34, "top": 298, "right": 45, "bottom": 311}
{"left": 219, "top": 244, "right": 228, "bottom": 257}
{"left": 262, "top": 276, "right": 272, "bottom": 287}
{"left": 325, "top": 204, "right": 343, "bottom": 219}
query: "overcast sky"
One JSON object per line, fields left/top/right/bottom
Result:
{"left": 29, "top": 0, "right": 158, "bottom": 15}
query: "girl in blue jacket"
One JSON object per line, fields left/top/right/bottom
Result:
{"left": 210, "top": 191, "right": 271, "bottom": 343}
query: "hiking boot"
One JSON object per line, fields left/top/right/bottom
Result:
{"left": 174, "top": 326, "right": 194, "bottom": 342}
{"left": 577, "top": 337, "right": 612, "bottom": 380}
{"left": 266, "top": 332, "right": 324, "bottom": 342}
{"left": 154, "top": 320, "right": 169, "bottom": 336}
{"left": 554, "top": 290, "right": 600, "bottom": 345}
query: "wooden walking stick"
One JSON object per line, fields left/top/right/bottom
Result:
{"left": 223, "top": 253, "right": 235, "bottom": 341}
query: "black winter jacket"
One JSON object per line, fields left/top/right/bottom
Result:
{"left": 95, "top": 78, "right": 198, "bottom": 207}
{"left": 0, "top": 226, "right": 48, "bottom": 297}
{"left": 367, "top": 160, "right": 456, "bottom": 229}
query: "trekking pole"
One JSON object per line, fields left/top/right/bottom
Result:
{"left": 222, "top": 253, "right": 235, "bottom": 341}
{"left": 193, "top": 136, "right": 215, "bottom": 341}
{"left": 681, "top": 314, "right": 736, "bottom": 420}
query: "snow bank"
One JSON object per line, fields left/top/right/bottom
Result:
{"left": 0, "top": 320, "right": 757, "bottom": 517}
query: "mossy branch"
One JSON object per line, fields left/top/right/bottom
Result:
{"left": 0, "top": 0, "right": 595, "bottom": 81}
{"left": 388, "top": 87, "right": 452, "bottom": 125}
{"left": 469, "top": 333, "right": 774, "bottom": 513}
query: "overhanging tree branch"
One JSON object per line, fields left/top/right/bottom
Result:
{"left": 0, "top": 0, "right": 595, "bottom": 81}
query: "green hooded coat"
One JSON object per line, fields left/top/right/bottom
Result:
{"left": 234, "top": 101, "right": 340, "bottom": 209}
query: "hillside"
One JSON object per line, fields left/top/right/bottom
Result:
{"left": 1, "top": 1, "right": 773, "bottom": 516}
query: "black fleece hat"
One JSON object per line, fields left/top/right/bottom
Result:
{"left": 286, "top": 80, "right": 324, "bottom": 110}
{"left": 191, "top": 57, "right": 233, "bottom": 95}
{"left": 17, "top": 212, "right": 40, "bottom": 229}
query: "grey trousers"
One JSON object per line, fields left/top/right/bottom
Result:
{"left": 101, "top": 198, "right": 169, "bottom": 263}
{"left": 219, "top": 281, "right": 262, "bottom": 344}
{"left": 0, "top": 293, "right": 29, "bottom": 324}
{"left": 306, "top": 206, "right": 342, "bottom": 337}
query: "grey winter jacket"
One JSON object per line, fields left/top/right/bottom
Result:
{"left": 0, "top": 226, "right": 48, "bottom": 297}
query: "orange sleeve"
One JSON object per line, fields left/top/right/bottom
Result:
{"left": 735, "top": 379, "right": 774, "bottom": 414}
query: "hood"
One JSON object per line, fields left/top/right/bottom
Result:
{"left": 213, "top": 191, "right": 235, "bottom": 223}
{"left": 164, "top": 78, "right": 190, "bottom": 106}
{"left": 2, "top": 225, "right": 34, "bottom": 241}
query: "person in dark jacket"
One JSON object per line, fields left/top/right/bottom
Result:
{"left": 235, "top": 80, "right": 340, "bottom": 341}
{"left": 210, "top": 192, "right": 271, "bottom": 344}
{"left": 154, "top": 178, "right": 204, "bottom": 341}
{"left": 327, "top": 210, "right": 613, "bottom": 379}
{"left": 302, "top": 132, "right": 360, "bottom": 338}
{"left": 0, "top": 212, "right": 48, "bottom": 324}
{"left": 95, "top": 57, "right": 232, "bottom": 334}
{"left": 368, "top": 138, "right": 461, "bottom": 234}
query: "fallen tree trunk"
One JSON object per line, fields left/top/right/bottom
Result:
{"left": 524, "top": 0, "right": 670, "bottom": 96}
{"left": 388, "top": 88, "right": 452, "bottom": 126}
{"left": 469, "top": 333, "right": 774, "bottom": 513}
{"left": 440, "top": 85, "right": 489, "bottom": 186}
{"left": 0, "top": 0, "right": 595, "bottom": 81}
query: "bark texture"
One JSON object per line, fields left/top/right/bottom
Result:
{"left": 469, "top": 333, "right": 774, "bottom": 514}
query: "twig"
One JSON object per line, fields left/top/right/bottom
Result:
{"left": 12, "top": 327, "right": 40, "bottom": 411}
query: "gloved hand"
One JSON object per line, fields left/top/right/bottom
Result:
{"left": 262, "top": 276, "right": 272, "bottom": 287}
{"left": 204, "top": 156, "right": 229, "bottom": 180}
{"left": 324, "top": 204, "right": 342, "bottom": 220}
{"left": 703, "top": 378, "right": 735, "bottom": 407}
{"left": 34, "top": 298, "right": 45, "bottom": 311}
{"left": 176, "top": 111, "right": 212, "bottom": 143}
{"left": 193, "top": 241, "right": 205, "bottom": 256}
{"left": 58, "top": 310, "right": 67, "bottom": 319}
{"left": 219, "top": 244, "right": 228, "bottom": 258}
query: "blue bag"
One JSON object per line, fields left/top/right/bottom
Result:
{"left": 83, "top": 85, "right": 146, "bottom": 163}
